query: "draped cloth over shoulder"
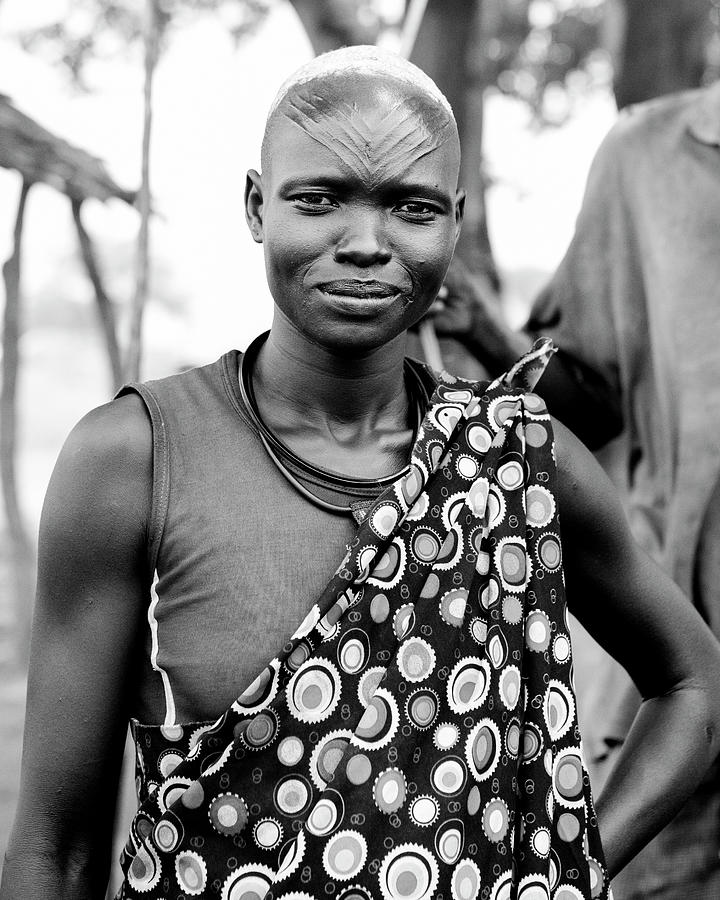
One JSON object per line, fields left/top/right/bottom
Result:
{"left": 119, "top": 340, "right": 609, "bottom": 900}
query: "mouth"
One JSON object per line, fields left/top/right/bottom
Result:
{"left": 318, "top": 279, "right": 400, "bottom": 299}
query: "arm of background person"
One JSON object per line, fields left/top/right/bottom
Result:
{"left": 0, "top": 395, "right": 153, "bottom": 900}
{"left": 431, "top": 115, "right": 643, "bottom": 449}
{"left": 427, "top": 259, "right": 623, "bottom": 449}
{"left": 554, "top": 418, "right": 720, "bottom": 877}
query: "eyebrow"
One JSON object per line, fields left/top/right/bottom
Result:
{"left": 277, "top": 175, "right": 355, "bottom": 194}
{"left": 277, "top": 176, "right": 453, "bottom": 206}
{"left": 386, "top": 182, "right": 453, "bottom": 205}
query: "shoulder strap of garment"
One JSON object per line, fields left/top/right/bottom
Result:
{"left": 116, "top": 381, "right": 170, "bottom": 576}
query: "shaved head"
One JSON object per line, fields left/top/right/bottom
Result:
{"left": 246, "top": 45, "right": 465, "bottom": 353}
{"left": 261, "top": 45, "right": 459, "bottom": 178}
{"left": 268, "top": 45, "right": 454, "bottom": 122}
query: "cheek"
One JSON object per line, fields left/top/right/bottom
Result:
{"left": 263, "top": 212, "right": 337, "bottom": 280}
{"left": 396, "top": 228, "right": 455, "bottom": 293}
{"left": 263, "top": 225, "right": 314, "bottom": 285}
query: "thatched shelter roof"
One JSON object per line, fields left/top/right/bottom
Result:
{"left": 0, "top": 94, "right": 136, "bottom": 205}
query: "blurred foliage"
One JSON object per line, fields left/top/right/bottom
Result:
{"left": 486, "top": 0, "right": 610, "bottom": 125}
{"left": 13, "top": 0, "right": 720, "bottom": 114}
{"left": 16, "top": 0, "right": 274, "bottom": 88}
{"left": 477, "top": 0, "right": 717, "bottom": 125}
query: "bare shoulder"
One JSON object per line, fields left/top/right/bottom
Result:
{"left": 41, "top": 392, "right": 153, "bottom": 572}
{"left": 60, "top": 391, "right": 151, "bottom": 470}
{"left": 35, "top": 389, "right": 154, "bottom": 641}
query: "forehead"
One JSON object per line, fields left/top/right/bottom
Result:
{"left": 279, "top": 71, "right": 450, "bottom": 127}
{"left": 263, "top": 73, "right": 459, "bottom": 191}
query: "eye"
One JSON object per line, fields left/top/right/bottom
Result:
{"left": 395, "top": 200, "right": 440, "bottom": 222}
{"left": 292, "top": 192, "right": 337, "bottom": 212}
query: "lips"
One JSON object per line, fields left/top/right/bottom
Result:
{"left": 319, "top": 279, "right": 399, "bottom": 298}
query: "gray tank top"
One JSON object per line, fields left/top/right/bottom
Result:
{"left": 123, "top": 351, "right": 433, "bottom": 727}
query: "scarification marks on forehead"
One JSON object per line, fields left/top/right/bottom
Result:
{"left": 282, "top": 89, "right": 452, "bottom": 190}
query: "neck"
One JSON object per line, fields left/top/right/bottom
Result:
{"left": 250, "top": 313, "right": 414, "bottom": 478}
{"left": 254, "top": 314, "right": 409, "bottom": 425}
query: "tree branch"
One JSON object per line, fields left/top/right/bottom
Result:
{"left": 70, "top": 198, "right": 124, "bottom": 391}
{"left": 1, "top": 178, "right": 35, "bottom": 664}
{"left": 126, "top": 0, "right": 160, "bottom": 382}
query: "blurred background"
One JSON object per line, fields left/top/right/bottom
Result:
{"left": 0, "top": 0, "right": 718, "bottom": 889}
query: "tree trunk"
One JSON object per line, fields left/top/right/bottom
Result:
{"left": 286, "top": 0, "right": 380, "bottom": 54}
{"left": 71, "top": 199, "right": 123, "bottom": 391}
{"left": 614, "top": 0, "right": 709, "bottom": 109}
{"left": 410, "top": 0, "right": 499, "bottom": 288}
{"left": 1, "top": 179, "right": 34, "bottom": 665}
{"left": 126, "top": 0, "right": 160, "bottom": 382}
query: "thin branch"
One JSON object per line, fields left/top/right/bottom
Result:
{"left": 71, "top": 198, "right": 124, "bottom": 391}
{"left": 398, "top": 0, "right": 430, "bottom": 57}
{"left": 126, "top": 0, "right": 159, "bottom": 382}
{"left": 1, "top": 178, "right": 35, "bottom": 664}
{"left": 1, "top": 180, "right": 31, "bottom": 544}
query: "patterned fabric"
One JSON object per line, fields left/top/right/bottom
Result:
{"left": 119, "top": 340, "right": 609, "bottom": 900}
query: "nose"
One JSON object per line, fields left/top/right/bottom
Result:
{"left": 333, "top": 211, "right": 392, "bottom": 267}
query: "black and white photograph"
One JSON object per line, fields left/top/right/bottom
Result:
{"left": 1, "top": 2, "right": 719, "bottom": 898}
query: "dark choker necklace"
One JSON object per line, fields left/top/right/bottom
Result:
{"left": 238, "top": 331, "right": 429, "bottom": 517}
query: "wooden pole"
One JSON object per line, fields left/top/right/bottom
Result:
{"left": 398, "top": 0, "right": 430, "bottom": 57}
{"left": 126, "top": 0, "right": 160, "bottom": 382}
{"left": 71, "top": 198, "right": 124, "bottom": 391}
{"left": 1, "top": 179, "right": 34, "bottom": 664}
{"left": 410, "top": 0, "right": 495, "bottom": 282}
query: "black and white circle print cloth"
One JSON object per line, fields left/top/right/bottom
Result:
{"left": 119, "top": 340, "right": 610, "bottom": 900}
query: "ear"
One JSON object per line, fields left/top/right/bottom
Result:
{"left": 245, "top": 169, "right": 265, "bottom": 244}
{"left": 453, "top": 188, "right": 466, "bottom": 246}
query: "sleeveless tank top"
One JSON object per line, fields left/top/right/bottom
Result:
{"left": 122, "top": 350, "right": 435, "bottom": 729}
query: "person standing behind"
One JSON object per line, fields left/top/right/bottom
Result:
{"left": 430, "top": 79, "right": 720, "bottom": 899}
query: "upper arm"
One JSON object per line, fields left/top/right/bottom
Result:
{"left": 8, "top": 393, "right": 152, "bottom": 875}
{"left": 553, "top": 418, "right": 720, "bottom": 701}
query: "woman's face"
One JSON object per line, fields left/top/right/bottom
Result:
{"left": 246, "top": 75, "right": 464, "bottom": 355}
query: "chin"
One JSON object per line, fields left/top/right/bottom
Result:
{"left": 272, "top": 292, "right": 411, "bottom": 354}
{"left": 305, "top": 315, "right": 410, "bottom": 357}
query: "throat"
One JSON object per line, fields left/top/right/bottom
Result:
{"left": 275, "top": 415, "right": 415, "bottom": 480}
{"left": 243, "top": 331, "right": 424, "bottom": 480}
